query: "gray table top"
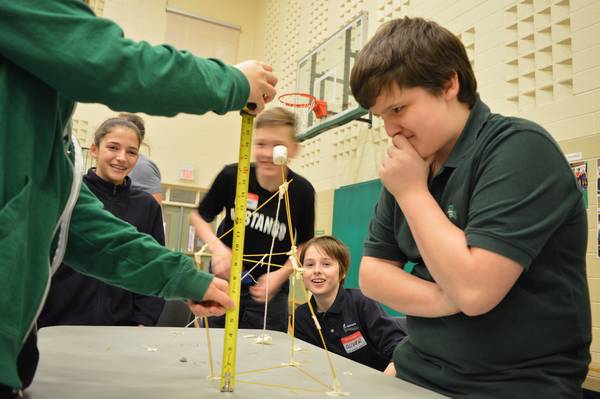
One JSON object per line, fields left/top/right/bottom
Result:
{"left": 27, "top": 326, "right": 446, "bottom": 398}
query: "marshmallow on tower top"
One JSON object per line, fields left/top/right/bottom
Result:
{"left": 273, "top": 145, "right": 288, "bottom": 165}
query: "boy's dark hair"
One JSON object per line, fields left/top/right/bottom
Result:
{"left": 255, "top": 106, "right": 298, "bottom": 141}
{"left": 300, "top": 235, "right": 350, "bottom": 286}
{"left": 118, "top": 112, "right": 145, "bottom": 141}
{"left": 94, "top": 117, "right": 141, "bottom": 147}
{"left": 350, "top": 17, "right": 477, "bottom": 109}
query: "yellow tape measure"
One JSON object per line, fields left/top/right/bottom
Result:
{"left": 220, "top": 106, "right": 255, "bottom": 392}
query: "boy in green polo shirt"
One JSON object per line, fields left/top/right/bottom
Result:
{"left": 351, "top": 17, "right": 591, "bottom": 398}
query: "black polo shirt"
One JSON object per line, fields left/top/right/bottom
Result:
{"left": 294, "top": 288, "right": 406, "bottom": 371}
{"left": 364, "top": 96, "right": 591, "bottom": 397}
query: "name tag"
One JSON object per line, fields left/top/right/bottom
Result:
{"left": 340, "top": 331, "right": 367, "bottom": 354}
{"left": 247, "top": 192, "right": 259, "bottom": 210}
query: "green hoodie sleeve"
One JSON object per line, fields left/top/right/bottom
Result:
{"left": 63, "top": 183, "right": 213, "bottom": 301}
{"left": 0, "top": 0, "right": 249, "bottom": 116}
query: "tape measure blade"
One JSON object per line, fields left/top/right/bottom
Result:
{"left": 220, "top": 112, "right": 254, "bottom": 392}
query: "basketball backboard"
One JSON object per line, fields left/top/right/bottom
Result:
{"left": 295, "top": 13, "right": 369, "bottom": 141}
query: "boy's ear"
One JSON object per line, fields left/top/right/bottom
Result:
{"left": 286, "top": 140, "right": 302, "bottom": 159}
{"left": 443, "top": 71, "right": 460, "bottom": 100}
{"left": 288, "top": 141, "right": 301, "bottom": 159}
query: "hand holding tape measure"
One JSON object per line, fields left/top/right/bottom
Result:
{"left": 188, "top": 276, "right": 234, "bottom": 317}
{"left": 233, "top": 61, "right": 277, "bottom": 114}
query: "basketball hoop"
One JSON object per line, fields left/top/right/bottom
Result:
{"left": 278, "top": 92, "right": 327, "bottom": 133}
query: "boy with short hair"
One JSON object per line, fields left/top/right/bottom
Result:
{"left": 191, "top": 107, "right": 315, "bottom": 332}
{"left": 351, "top": 17, "right": 590, "bottom": 397}
{"left": 294, "top": 236, "right": 406, "bottom": 372}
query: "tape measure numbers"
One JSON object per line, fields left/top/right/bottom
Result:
{"left": 220, "top": 108, "right": 255, "bottom": 392}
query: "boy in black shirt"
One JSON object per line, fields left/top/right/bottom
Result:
{"left": 191, "top": 107, "right": 315, "bottom": 332}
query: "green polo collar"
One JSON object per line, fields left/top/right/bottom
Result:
{"left": 443, "top": 94, "right": 491, "bottom": 169}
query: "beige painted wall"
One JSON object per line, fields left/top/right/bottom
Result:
{"left": 560, "top": 137, "right": 600, "bottom": 368}
{"left": 256, "top": 0, "right": 600, "bottom": 190}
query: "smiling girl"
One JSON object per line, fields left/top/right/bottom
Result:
{"left": 294, "top": 236, "right": 406, "bottom": 372}
{"left": 39, "top": 118, "right": 165, "bottom": 327}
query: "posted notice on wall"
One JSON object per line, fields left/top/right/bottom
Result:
{"left": 570, "top": 161, "right": 588, "bottom": 209}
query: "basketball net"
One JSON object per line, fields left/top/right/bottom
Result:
{"left": 278, "top": 93, "right": 326, "bottom": 135}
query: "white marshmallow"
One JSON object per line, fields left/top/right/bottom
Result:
{"left": 273, "top": 145, "right": 288, "bottom": 165}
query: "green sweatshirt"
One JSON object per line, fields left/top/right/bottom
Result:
{"left": 0, "top": 0, "right": 250, "bottom": 388}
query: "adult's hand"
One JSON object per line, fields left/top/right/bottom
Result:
{"left": 187, "top": 277, "right": 234, "bottom": 317}
{"left": 234, "top": 60, "right": 278, "bottom": 114}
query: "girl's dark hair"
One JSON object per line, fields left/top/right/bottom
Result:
{"left": 299, "top": 235, "right": 351, "bottom": 285}
{"left": 351, "top": 17, "right": 477, "bottom": 109}
{"left": 93, "top": 117, "right": 142, "bottom": 147}
{"left": 118, "top": 113, "right": 145, "bottom": 140}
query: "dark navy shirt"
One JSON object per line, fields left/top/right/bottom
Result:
{"left": 294, "top": 288, "right": 406, "bottom": 371}
{"left": 39, "top": 169, "right": 165, "bottom": 327}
